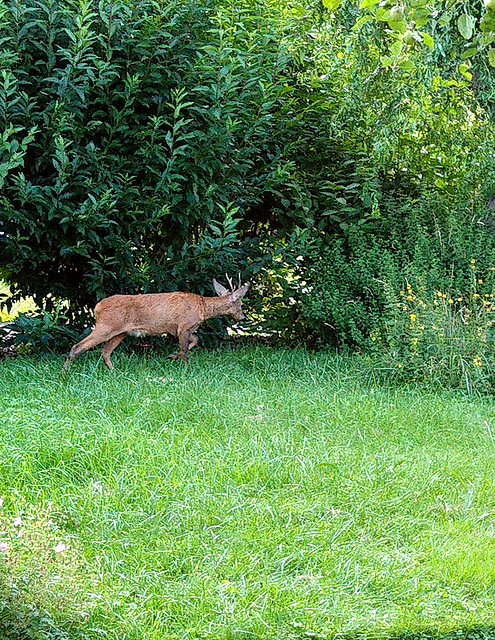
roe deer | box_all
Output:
[63,276,250,370]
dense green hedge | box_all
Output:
[1,0,495,358]
[0,0,309,317]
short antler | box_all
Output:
[225,273,234,292]
[224,272,243,292]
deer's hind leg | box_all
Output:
[64,326,121,371]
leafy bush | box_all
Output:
[372,266,495,393]
[300,234,399,348]
[298,204,495,391]
[0,0,305,321]
[1,308,80,353]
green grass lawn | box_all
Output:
[0,346,495,639]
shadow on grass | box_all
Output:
[1,591,494,640]
[0,584,91,640]
[327,628,495,640]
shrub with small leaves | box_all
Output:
[372,264,495,393]
[300,235,399,348]
[1,306,81,353]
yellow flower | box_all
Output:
[412,338,418,346]
[410,313,417,323]
[406,295,415,301]
[473,356,482,367]
[470,259,476,264]
[448,298,454,304]
[478,279,484,284]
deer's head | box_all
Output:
[212,274,250,321]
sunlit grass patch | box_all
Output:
[0,348,495,638]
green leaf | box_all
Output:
[438,12,452,26]
[388,18,407,34]
[352,14,374,30]
[480,11,495,32]
[458,63,473,80]
[488,49,495,67]
[375,8,390,21]
[460,47,478,59]
[480,33,495,46]
[380,56,394,66]
[400,59,416,71]
[322,0,342,10]
[421,32,434,48]
[411,8,431,28]
[390,40,403,56]
[457,14,475,40]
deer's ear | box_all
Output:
[213,279,229,296]
[230,284,250,301]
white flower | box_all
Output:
[0,542,8,551]
[13,517,22,527]
[54,541,68,554]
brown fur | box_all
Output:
[63,283,249,370]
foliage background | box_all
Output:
[1,0,495,385]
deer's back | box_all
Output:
[94,292,205,335]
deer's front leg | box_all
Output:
[168,329,192,365]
